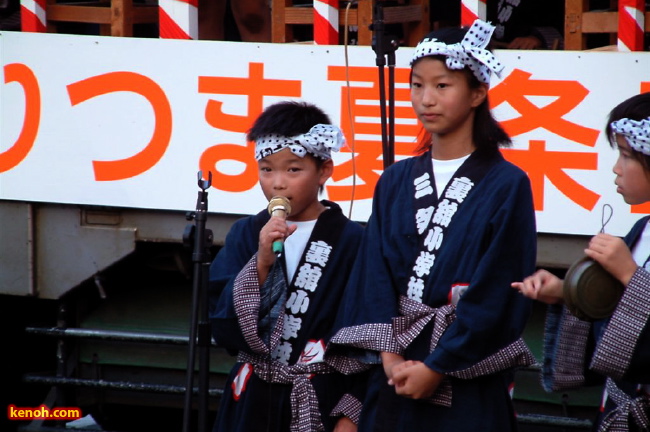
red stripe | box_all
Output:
[34,0,47,10]
[314,12,338,44]
[619,0,645,9]
[316,0,338,10]
[158,8,191,39]
[618,6,644,50]
[178,0,199,9]
[20,7,46,32]
[460,5,477,28]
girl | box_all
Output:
[209,101,366,432]
[329,20,537,431]
[513,92,650,431]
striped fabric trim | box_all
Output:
[542,305,592,391]
[598,378,650,431]
[450,338,536,379]
[330,393,362,425]
[592,268,650,380]
[324,352,373,375]
[238,351,335,432]
[396,296,535,406]
[330,296,535,407]
[232,255,284,355]
[329,323,403,354]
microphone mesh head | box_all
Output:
[267,196,291,216]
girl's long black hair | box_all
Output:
[412,27,511,156]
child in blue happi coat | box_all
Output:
[209,101,367,432]
[514,92,650,432]
[329,19,538,432]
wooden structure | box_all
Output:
[271,0,429,46]
[565,0,649,50]
[45,0,159,37]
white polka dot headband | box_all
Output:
[254,124,346,161]
[410,19,504,85]
[610,117,650,156]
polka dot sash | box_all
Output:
[410,19,504,85]
[611,117,650,156]
[254,124,346,161]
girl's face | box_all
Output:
[258,148,332,221]
[612,134,650,205]
[410,57,486,139]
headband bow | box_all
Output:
[410,19,504,84]
[255,124,345,161]
[610,117,650,156]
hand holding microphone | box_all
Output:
[267,196,292,255]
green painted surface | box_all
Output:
[78,277,602,407]
[79,282,235,374]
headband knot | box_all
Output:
[255,124,345,161]
[410,19,504,84]
[610,117,650,156]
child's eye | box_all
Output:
[618,148,632,158]
[437,83,448,89]
[411,82,422,89]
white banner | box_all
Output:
[1,31,649,236]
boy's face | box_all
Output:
[258,148,333,221]
[612,134,650,205]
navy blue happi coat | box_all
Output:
[330,151,538,432]
[543,215,650,432]
[209,200,366,432]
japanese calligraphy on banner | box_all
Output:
[1,31,649,236]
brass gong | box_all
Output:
[563,257,624,321]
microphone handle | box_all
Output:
[270,208,286,254]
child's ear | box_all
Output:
[319,159,334,185]
[471,83,488,108]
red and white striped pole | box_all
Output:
[20,0,47,32]
[314,0,339,44]
[159,0,199,39]
[618,0,645,51]
[460,0,486,27]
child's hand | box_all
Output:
[387,359,416,386]
[333,416,357,432]
[511,269,564,304]
[584,233,636,285]
[390,361,443,399]
[258,217,297,266]
[256,217,297,284]
[380,352,405,382]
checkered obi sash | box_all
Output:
[236,351,336,432]
[599,378,650,432]
[394,295,536,406]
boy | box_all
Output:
[208,101,365,432]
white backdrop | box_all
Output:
[1,31,649,236]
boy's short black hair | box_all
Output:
[247,101,332,142]
[606,92,650,169]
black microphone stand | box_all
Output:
[182,171,214,432]
[370,1,398,169]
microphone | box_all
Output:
[267,196,292,254]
